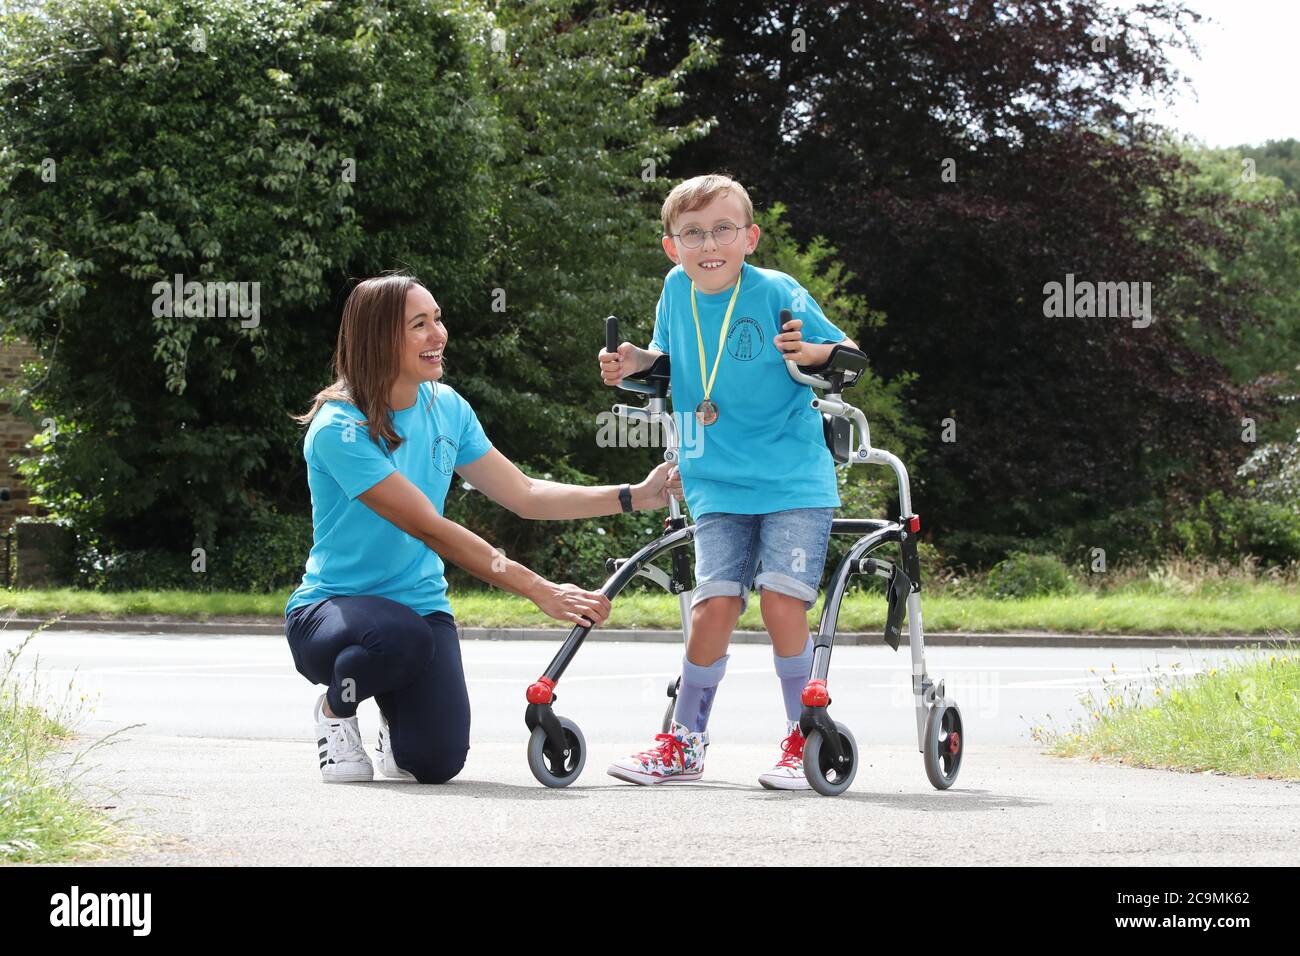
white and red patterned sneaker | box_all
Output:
[758,721,811,791]
[607,720,707,785]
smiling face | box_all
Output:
[661,190,761,293]
[398,284,447,387]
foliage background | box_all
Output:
[1,0,1296,592]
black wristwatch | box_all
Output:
[618,484,633,513]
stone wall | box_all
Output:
[0,339,45,530]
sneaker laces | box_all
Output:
[775,727,805,769]
[636,733,687,770]
[325,718,365,762]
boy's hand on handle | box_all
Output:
[531,581,611,628]
[634,461,682,510]
[774,316,813,364]
[598,342,641,387]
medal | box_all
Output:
[690,268,744,427]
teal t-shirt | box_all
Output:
[285,381,492,618]
[649,262,846,517]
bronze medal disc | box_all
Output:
[696,399,719,426]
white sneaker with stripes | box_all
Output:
[315,694,373,783]
[375,708,415,780]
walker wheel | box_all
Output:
[527,716,587,788]
[923,701,964,790]
[803,721,859,797]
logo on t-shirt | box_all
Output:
[432,435,458,475]
[726,317,763,361]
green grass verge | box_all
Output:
[551,588,1299,635]
[1035,650,1300,779]
[6,583,1297,634]
[0,588,290,618]
[1,628,122,863]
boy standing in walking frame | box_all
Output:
[598,174,859,789]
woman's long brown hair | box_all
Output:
[294,274,424,453]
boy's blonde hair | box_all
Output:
[661,174,754,235]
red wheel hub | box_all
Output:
[525,676,557,705]
[948,731,961,755]
[801,679,830,708]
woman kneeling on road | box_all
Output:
[286,274,680,784]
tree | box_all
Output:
[1234,139,1300,194]
[455,0,713,478]
[620,0,1262,560]
[1178,143,1300,444]
[0,0,727,580]
[0,0,495,554]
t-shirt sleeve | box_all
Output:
[454,394,493,468]
[311,411,397,500]
[649,289,670,354]
[779,276,846,344]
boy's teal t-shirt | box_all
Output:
[649,262,846,518]
[285,381,492,618]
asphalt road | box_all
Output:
[7,629,1297,866]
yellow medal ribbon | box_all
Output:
[690,267,744,418]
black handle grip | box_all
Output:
[779,308,793,328]
[605,315,619,355]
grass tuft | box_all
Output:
[1031,643,1300,780]
[0,623,126,863]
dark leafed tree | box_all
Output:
[622,0,1265,561]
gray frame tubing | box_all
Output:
[536,516,896,687]
[809,520,903,683]
[536,524,695,684]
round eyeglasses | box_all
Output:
[671,222,748,249]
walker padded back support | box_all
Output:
[823,414,853,465]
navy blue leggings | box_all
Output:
[285,595,469,784]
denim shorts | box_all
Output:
[691,508,835,613]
